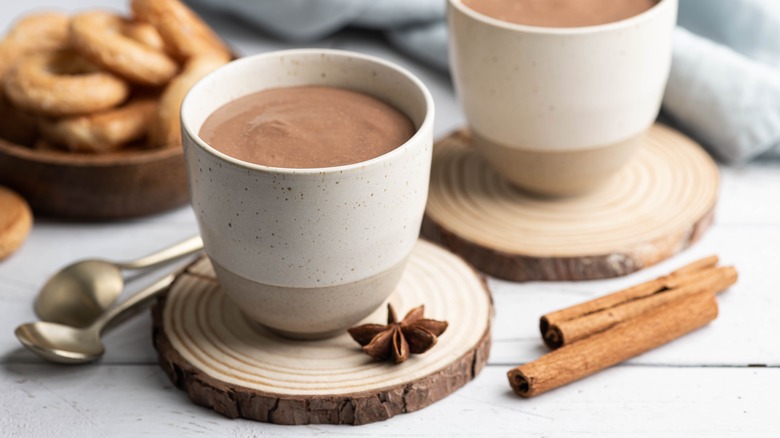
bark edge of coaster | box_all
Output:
[422,124,719,282]
[151,240,493,425]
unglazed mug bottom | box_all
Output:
[211,257,409,339]
[472,130,645,197]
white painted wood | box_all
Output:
[489,225,780,367]
[1,0,779,435]
[718,162,780,225]
[1,365,778,437]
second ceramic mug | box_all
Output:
[448,0,678,196]
[181,49,434,339]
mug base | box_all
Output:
[211,257,408,340]
[472,130,644,197]
[260,324,348,341]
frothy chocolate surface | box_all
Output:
[199,86,415,169]
[462,0,659,28]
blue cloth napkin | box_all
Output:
[189,0,780,163]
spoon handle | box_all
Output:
[95,273,176,333]
[115,235,203,270]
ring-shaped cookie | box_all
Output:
[70,11,178,86]
[0,186,32,261]
[150,53,229,148]
[0,12,69,80]
[3,50,130,117]
[39,96,157,153]
[131,0,230,61]
[122,20,166,53]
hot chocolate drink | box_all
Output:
[462,0,659,28]
[199,85,415,168]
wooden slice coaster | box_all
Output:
[152,240,492,425]
[423,124,719,282]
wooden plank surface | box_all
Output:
[1,365,777,437]
[4,214,778,368]
[1,0,779,436]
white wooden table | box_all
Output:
[2,2,778,436]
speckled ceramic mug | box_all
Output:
[181,49,434,339]
[448,0,678,196]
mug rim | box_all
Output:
[181,48,435,175]
[448,0,673,35]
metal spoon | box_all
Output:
[34,235,203,327]
[16,273,176,364]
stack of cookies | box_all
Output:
[0,0,231,154]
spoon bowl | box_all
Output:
[34,236,203,328]
[35,261,123,328]
[15,321,104,364]
[17,273,176,364]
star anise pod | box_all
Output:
[347,304,448,364]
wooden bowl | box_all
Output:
[0,139,189,220]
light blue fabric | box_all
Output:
[666,0,780,162]
[189,0,780,163]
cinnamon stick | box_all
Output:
[508,291,718,398]
[540,256,736,349]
